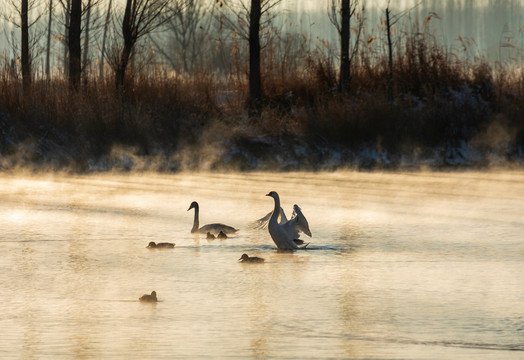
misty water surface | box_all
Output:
[0,171,523,359]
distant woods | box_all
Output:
[1,0,523,99]
[0,0,408,100]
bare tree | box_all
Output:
[248,0,261,108]
[68,0,81,89]
[384,0,418,100]
[114,0,173,90]
[329,0,364,93]
[82,0,91,85]
[21,0,30,90]
[57,0,101,89]
[5,0,44,92]
[160,0,212,73]
[45,0,54,79]
[99,0,112,80]
[218,0,282,112]
[62,0,70,76]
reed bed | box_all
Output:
[0,27,523,171]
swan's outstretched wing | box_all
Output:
[291,205,312,237]
[253,207,287,229]
[268,205,309,241]
[253,211,271,230]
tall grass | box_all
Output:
[0,21,523,171]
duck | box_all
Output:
[265,191,311,250]
[187,201,238,234]
[206,232,216,240]
[238,253,265,263]
[139,291,157,302]
[217,231,228,239]
[147,241,175,249]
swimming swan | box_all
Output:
[188,201,238,234]
[265,191,311,250]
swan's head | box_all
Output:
[265,191,279,199]
[239,254,249,261]
[147,242,156,248]
[187,201,198,211]
[150,291,157,299]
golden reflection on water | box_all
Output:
[0,171,523,359]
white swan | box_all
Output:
[255,197,311,237]
[187,201,238,234]
[265,191,311,250]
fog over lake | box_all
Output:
[1,171,523,358]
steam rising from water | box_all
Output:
[1,171,523,358]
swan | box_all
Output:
[187,201,238,234]
[265,191,311,250]
[217,231,228,239]
[139,291,157,302]
[147,241,175,249]
[206,232,216,240]
[254,203,311,238]
[238,254,265,263]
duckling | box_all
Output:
[147,241,175,249]
[238,254,265,263]
[206,232,216,240]
[217,231,228,240]
[139,291,158,302]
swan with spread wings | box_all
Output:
[263,191,311,250]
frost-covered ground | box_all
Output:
[1,129,522,172]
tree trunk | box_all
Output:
[116,0,135,90]
[115,45,132,90]
[248,0,262,112]
[339,0,351,93]
[386,7,393,100]
[339,0,350,93]
[82,0,91,86]
[21,0,31,92]
[100,0,112,80]
[63,0,70,76]
[69,0,81,90]
[45,0,53,79]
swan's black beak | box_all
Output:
[265,193,271,197]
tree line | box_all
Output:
[2,1,371,106]
[3,0,517,111]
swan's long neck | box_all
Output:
[191,205,200,233]
[270,195,281,223]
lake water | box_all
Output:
[1,171,523,359]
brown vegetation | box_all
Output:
[0,14,523,171]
